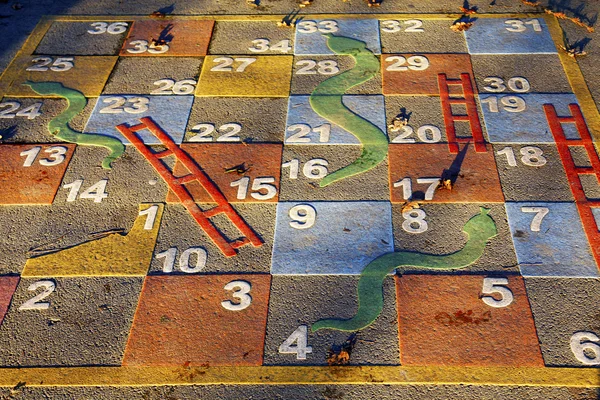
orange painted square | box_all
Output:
[388,144,503,203]
[396,274,543,366]
[120,20,214,56]
[123,274,271,366]
[382,54,475,95]
[166,143,282,203]
[0,276,19,326]
[0,144,75,204]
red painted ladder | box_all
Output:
[438,73,486,154]
[116,117,264,257]
[544,103,600,267]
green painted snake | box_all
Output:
[24,81,125,169]
[310,34,388,187]
[311,207,498,332]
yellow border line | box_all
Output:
[0,13,598,388]
[0,365,596,387]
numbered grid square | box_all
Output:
[388,144,504,203]
[271,201,393,274]
[396,274,544,366]
[263,275,400,365]
[0,144,75,205]
[480,93,581,143]
[465,18,557,54]
[83,95,194,145]
[285,95,386,145]
[505,202,598,277]
[102,57,202,95]
[6,56,118,98]
[184,97,287,143]
[122,274,270,366]
[492,144,573,202]
[35,21,131,55]
[208,21,294,55]
[382,53,475,95]
[165,143,282,203]
[392,203,518,273]
[0,277,142,366]
[294,19,381,55]
[525,277,600,367]
[120,19,214,56]
[196,55,293,97]
[379,19,468,54]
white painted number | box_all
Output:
[139,205,159,230]
[279,325,312,360]
[289,204,316,229]
[483,77,531,93]
[505,19,542,32]
[249,39,292,53]
[63,179,108,203]
[570,332,600,365]
[189,123,242,142]
[26,57,73,72]
[402,209,428,233]
[282,158,328,179]
[151,79,196,95]
[20,146,67,167]
[295,60,339,75]
[230,177,277,200]
[87,22,128,34]
[496,146,547,167]
[391,125,441,143]
[385,55,429,71]
[18,281,55,311]
[394,177,440,201]
[297,20,338,33]
[221,280,252,311]
[481,277,514,308]
[211,57,256,72]
[381,19,424,33]
[521,206,549,232]
[155,247,207,273]
[481,96,526,113]
[99,96,149,114]
[126,39,169,54]
[0,102,42,119]
[286,123,331,143]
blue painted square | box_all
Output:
[480,93,581,143]
[285,95,387,144]
[505,202,598,277]
[465,18,557,54]
[294,19,381,55]
[271,201,394,274]
[84,95,194,145]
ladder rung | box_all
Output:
[203,206,225,218]
[572,167,596,173]
[230,237,251,249]
[451,115,470,121]
[154,149,174,159]
[448,98,467,103]
[173,174,198,185]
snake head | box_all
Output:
[462,207,498,242]
[323,33,368,55]
[23,81,66,95]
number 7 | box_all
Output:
[521,206,549,232]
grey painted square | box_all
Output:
[35,21,130,55]
[380,19,468,54]
[209,21,294,55]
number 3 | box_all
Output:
[221,280,252,311]
[481,277,514,308]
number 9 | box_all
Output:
[289,204,316,230]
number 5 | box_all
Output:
[481,277,513,308]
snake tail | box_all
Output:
[23,81,125,169]
[309,34,389,187]
[311,207,498,332]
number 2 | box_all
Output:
[19,281,55,311]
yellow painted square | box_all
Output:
[197,55,292,97]
[6,55,118,98]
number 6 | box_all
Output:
[570,332,600,365]
[481,277,513,308]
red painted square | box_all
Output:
[382,54,475,95]
[388,144,504,203]
[0,144,75,204]
[120,19,214,56]
[396,274,543,366]
[0,276,19,326]
[123,274,271,366]
[166,143,282,203]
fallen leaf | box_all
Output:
[451,21,473,32]
[401,201,420,213]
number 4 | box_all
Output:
[279,325,312,360]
